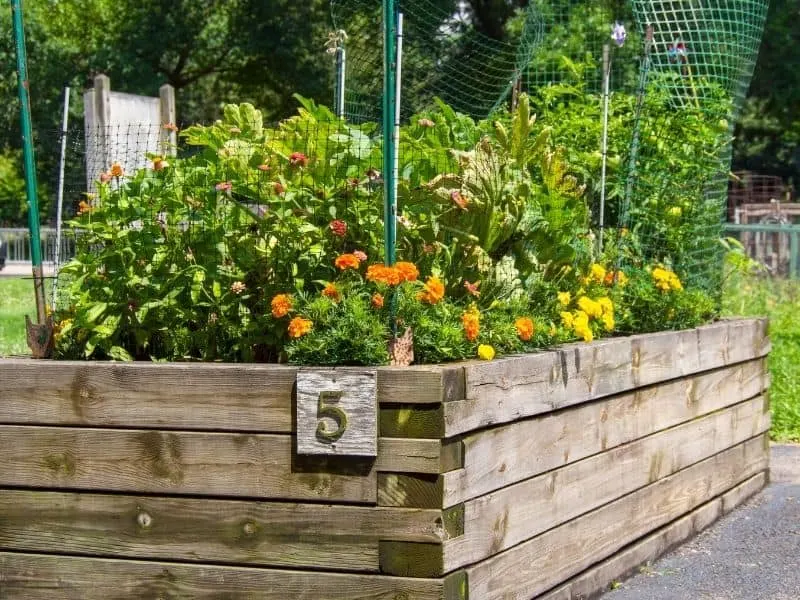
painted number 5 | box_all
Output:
[316,390,348,443]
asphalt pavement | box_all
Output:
[602,444,800,600]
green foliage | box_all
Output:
[0,151,27,226]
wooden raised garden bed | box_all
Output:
[0,318,770,599]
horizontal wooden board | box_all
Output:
[377,438,463,475]
[0,426,376,503]
[0,360,298,432]
[447,319,768,436]
[0,360,463,434]
[440,396,769,572]
[443,359,767,505]
[465,435,769,599]
[0,552,467,600]
[0,490,454,572]
[538,471,767,600]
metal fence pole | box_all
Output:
[10,0,47,323]
[52,86,71,308]
[598,44,611,253]
[335,47,346,119]
[382,0,397,266]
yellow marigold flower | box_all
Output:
[288,316,313,338]
[461,306,480,342]
[515,317,535,342]
[560,311,574,329]
[395,261,419,282]
[577,296,603,319]
[366,264,401,286]
[557,291,571,307]
[322,282,340,301]
[371,293,384,309]
[590,263,606,284]
[572,310,593,342]
[548,325,557,337]
[597,297,614,316]
[417,276,445,304]
[602,312,615,332]
[270,294,293,318]
[335,253,361,270]
[652,267,682,292]
[477,344,496,361]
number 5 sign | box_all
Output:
[296,369,378,457]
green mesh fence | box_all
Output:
[329,0,768,298]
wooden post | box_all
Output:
[159,84,176,156]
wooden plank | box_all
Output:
[538,471,767,600]
[439,396,769,572]
[0,360,297,433]
[0,426,376,503]
[0,552,467,600]
[0,490,454,572]
[465,435,769,600]
[721,470,768,514]
[376,439,463,475]
[378,365,464,404]
[381,404,445,438]
[443,359,767,504]
[449,320,768,437]
[296,369,378,457]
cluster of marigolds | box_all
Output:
[253,247,683,360]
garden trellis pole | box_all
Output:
[598,44,610,253]
[52,86,71,309]
[335,46,346,118]
[10,0,47,324]
[382,0,397,266]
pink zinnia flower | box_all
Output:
[353,250,367,262]
[289,152,309,167]
[215,181,232,193]
[329,219,347,237]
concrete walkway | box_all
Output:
[602,444,800,600]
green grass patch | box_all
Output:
[723,276,800,442]
[0,277,39,356]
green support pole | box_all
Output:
[382,0,397,266]
[790,230,798,280]
[10,0,47,324]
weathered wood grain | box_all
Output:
[378,365,464,404]
[443,359,767,505]
[447,320,768,436]
[465,435,769,600]
[0,552,468,600]
[376,438,463,475]
[440,396,769,572]
[297,369,378,457]
[0,490,455,572]
[0,426,376,503]
[538,471,767,600]
[0,360,298,432]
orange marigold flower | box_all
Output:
[371,293,385,309]
[515,317,535,341]
[462,306,480,342]
[270,294,293,318]
[273,181,285,195]
[366,264,401,286]
[109,162,124,178]
[322,282,340,301]
[288,316,313,338]
[152,157,169,171]
[417,275,445,304]
[77,200,92,215]
[335,253,361,270]
[395,261,419,282]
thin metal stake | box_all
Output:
[52,86,71,309]
[335,47,346,119]
[599,44,611,253]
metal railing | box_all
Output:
[0,227,77,264]
[724,223,800,279]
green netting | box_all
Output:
[330,0,544,122]
[328,0,768,297]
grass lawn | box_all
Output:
[0,277,41,357]
[723,276,800,443]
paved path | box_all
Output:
[602,444,800,600]
[0,263,55,278]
